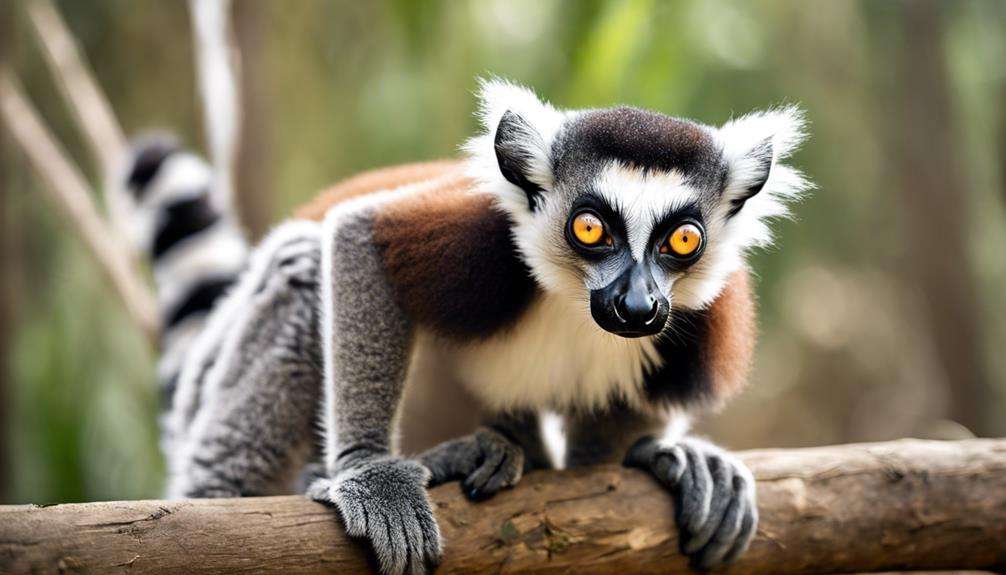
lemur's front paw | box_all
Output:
[461,428,524,501]
[626,437,757,570]
[307,458,441,575]
[417,427,524,501]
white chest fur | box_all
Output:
[443,292,664,412]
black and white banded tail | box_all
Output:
[119,135,248,406]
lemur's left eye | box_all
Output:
[661,223,703,258]
[571,212,611,246]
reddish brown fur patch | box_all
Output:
[372,183,536,340]
[703,269,756,400]
[292,158,534,340]
[295,160,463,221]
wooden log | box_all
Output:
[1,439,1004,574]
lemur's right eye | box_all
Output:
[571,212,611,246]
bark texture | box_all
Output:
[1,439,1004,574]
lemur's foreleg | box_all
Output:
[166,222,323,498]
[418,410,550,501]
[305,206,439,575]
[565,403,757,570]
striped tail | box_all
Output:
[119,135,248,407]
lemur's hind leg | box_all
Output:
[166,222,323,498]
[305,205,440,575]
[418,410,551,501]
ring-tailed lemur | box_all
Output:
[122,80,809,574]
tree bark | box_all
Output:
[1,439,1004,574]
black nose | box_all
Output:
[614,293,661,326]
[590,263,669,338]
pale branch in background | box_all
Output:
[25,0,132,239]
[2,439,1004,574]
[189,0,241,212]
[0,73,159,344]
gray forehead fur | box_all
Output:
[550,107,727,196]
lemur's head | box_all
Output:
[465,79,810,338]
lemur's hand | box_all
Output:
[417,427,524,501]
[307,458,441,575]
[625,436,757,570]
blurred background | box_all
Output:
[0,0,1004,504]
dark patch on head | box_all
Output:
[553,107,726,192]
[495,110,547,210]
[374,190,538,340]
[128,136,180,198]
[727,138,773,218]
[163,275,235,329]
[153,194,220,259]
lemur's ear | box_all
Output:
[717,106,808,219]
[465,78,564,212]
[724,137,773,217]
[495,110,547,209]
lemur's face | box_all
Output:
[466,80,809,338]
[557,167,708,337]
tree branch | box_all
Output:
[189,0,241,210]
[1,439,1003,574]
[0,73,159,343]
[25,0,131,236]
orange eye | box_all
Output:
[572,212,608,246]
[662,223,703,257]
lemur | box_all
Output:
[120,80,808,574]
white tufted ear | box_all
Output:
[464,78,567,211]
[715,105,811,247]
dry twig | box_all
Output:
[25,0,131,235]
[0,73,158,343]
[189,0,241,209]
